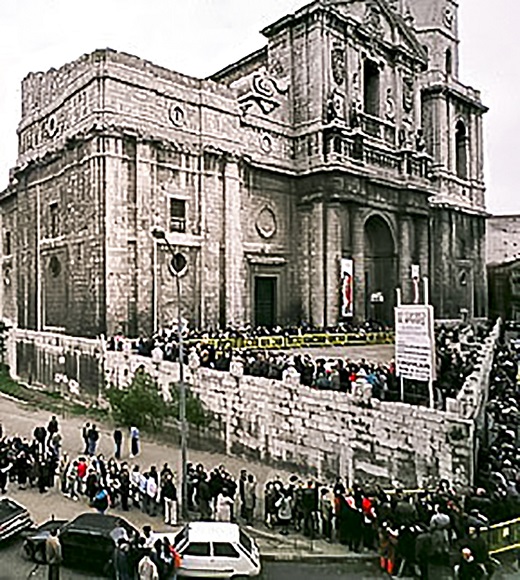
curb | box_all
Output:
[0,391,29,405]
[261,552,378,563]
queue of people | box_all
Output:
[261,474,504,579]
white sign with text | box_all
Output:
[395,305,436,382]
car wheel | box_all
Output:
[103,559,115,579]
[34,543,46,564]
[20,541,34,561]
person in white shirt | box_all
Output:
[137,549,159,580]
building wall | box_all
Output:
[0,1,488,334]
[487,216,520,265]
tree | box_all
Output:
[106,369,170,431]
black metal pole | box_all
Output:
[176,272,188,520]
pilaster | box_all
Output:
[416,216,430,298]
[223,158,244,325]
[309,202,325,327]
[352,208,365,323]
[325,203,343,325]
[399,217,412,303]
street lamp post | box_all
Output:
[151,227,189,520]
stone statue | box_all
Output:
[385,87,396,122]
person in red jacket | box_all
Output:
[76,457,87,495]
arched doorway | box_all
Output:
[364,215,397,324]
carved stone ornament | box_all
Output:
[385,87,396,122]
[398,117,415,149]
[46,115,58,138]
[3,267,11,287]
[169,104,185,127]
[402,75,414,113]
[364,1,383,35]
[238,70,289,116]
[256,207,277,239]
[331,43,345,85]
[326,89,345,123]
[443,6,454,29]
[260,134,273,153]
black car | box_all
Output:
[22,512,138,576]
[0,497,33,542]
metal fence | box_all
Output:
[13,329,102,399]
[481,516,520,554]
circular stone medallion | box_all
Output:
[256,207,277,239]
[169,105,185,127]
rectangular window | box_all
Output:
[213,543,239,558]
[363,60,380,117]
[4,232,11,256]
[183,542,210,557]
[169,198,186,233]
[49,202,60,238]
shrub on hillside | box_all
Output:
[106,369,170,431]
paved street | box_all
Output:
[0,536,385,579]
[0,393,296,528]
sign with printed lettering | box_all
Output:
[395,305,436,382]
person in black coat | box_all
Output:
[120,466,131,512]
[113,429,123,460]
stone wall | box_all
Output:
[7,325,497,489]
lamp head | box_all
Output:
[151,227,167,240]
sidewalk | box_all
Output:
[245,524,377,562]
[0,392,362,562]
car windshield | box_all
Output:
[239,530,253,556]
[173,526,189,548]
[0,499,24,522]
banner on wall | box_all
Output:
[340,258,354,318]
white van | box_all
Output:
[160,522,261,578]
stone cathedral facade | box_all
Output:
[0,0,487,337]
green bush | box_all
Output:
[106,369,171,431]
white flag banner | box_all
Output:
[340,258,354,318]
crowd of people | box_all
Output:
[261,474,507,578]
[471,334,520,525]
[1,349,519,580]
[105,320,491,410]
[3,317,517,579]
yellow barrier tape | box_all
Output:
[184,332,394,351]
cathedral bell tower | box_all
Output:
[407,0,489,318]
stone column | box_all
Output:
[325,203,343,325]
[297,206,312,323]
[351,207,365,323]
[416,216,430,297]
[308,201,325,327]
[223,157,244,325]
[399,217,412,303]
